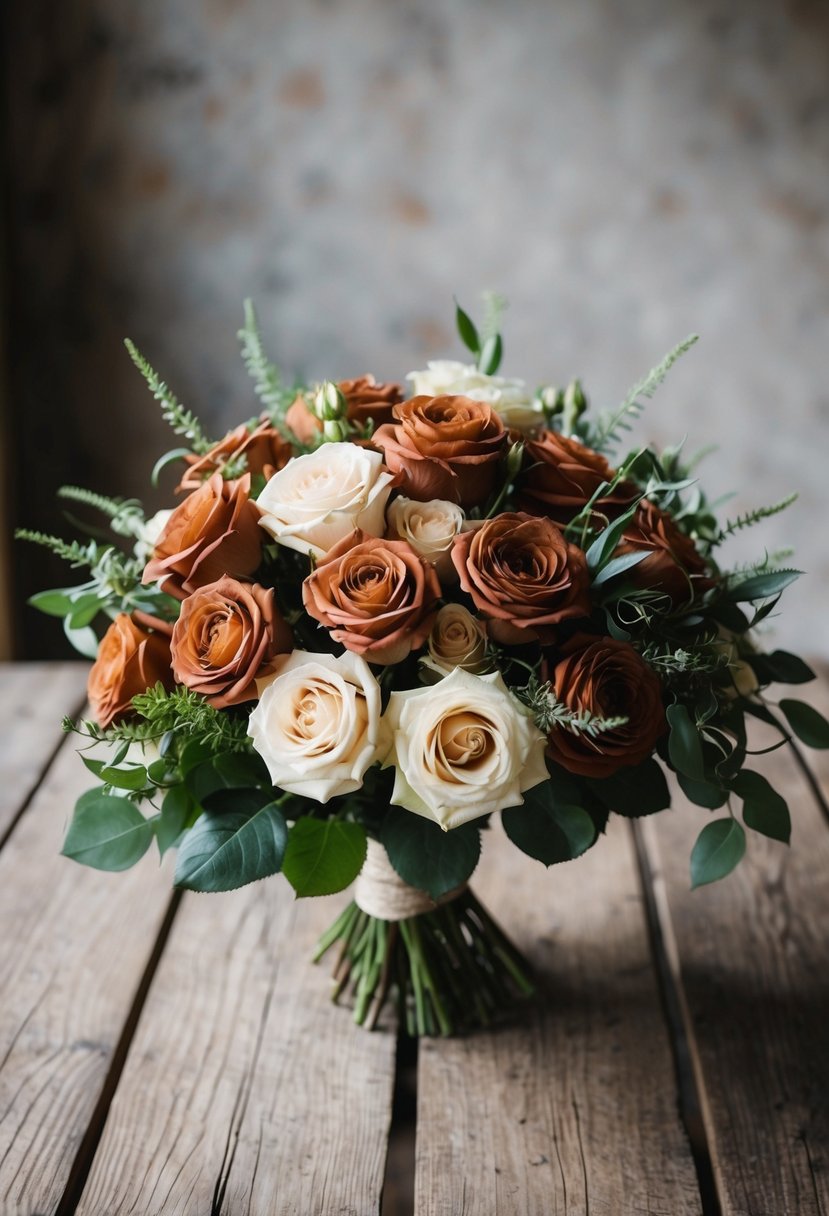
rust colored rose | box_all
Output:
[371,395,507,509]
[618,500,713,605]
[177,418,293,492]
[302,529,441,665]
[516,429,637,524]
[171,576,292,708]
[88,613,174,728]
[142,473,263,600]
[285,376,403,444]
[451,512,591,644]
[544,635,665,777]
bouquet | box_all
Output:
[19,298,829,1037]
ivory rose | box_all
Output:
[618,500,713,605]
[425,605,489,676]
[256,443,395,558]
[248,650,386,802]
[285,376,403,444]
[88,613,174,728]
[133,509,173,563]
[407,361,543,433]
[385,494,465,581]
[516,430,637,524]
[177,417,293,492]
[171,577,292,708]
[382,667,549,829]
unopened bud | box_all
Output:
[506,440,525,480]
[322,418,350,442]
[561,378,588,435]
[313,380,347,422]
[538,385,564,420]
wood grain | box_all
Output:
[0,661,87,840]
[76,884,397,1216]
[415,816,702,1216]
[643,684,829,1215]
[0,724,174,1215]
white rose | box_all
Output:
[248,650,387,803]
[422,604,490,680]
[256,443,395,558]
[133,509,174,563]
[406,360,544,433]
[382,667,549,830]
[385,495,465,581]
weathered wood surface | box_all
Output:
[415,815,702,1216]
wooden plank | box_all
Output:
[0,726,174,1215]
[643,686,829,1215]
[0,661,88,840]
[415,816,702,1215]
[76,884,397,1216]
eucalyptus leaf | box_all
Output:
[779,699,829,749]
[62,793,154,871]
[667,703,705,781]
[174,801,288,892]
[381,808,480,899]
[690,819,746,888]
[677,772,728,810]
[584,499,642,573]
[100,764,149,792]
[747,651,815,686]
[28,588,76,617]
[731,770,790,844]
[588,758,671,816]
[157,785,194,856]
[502,781,595,865]
[282,818,367,898]
[591,549,649,587]
[63,617,99,660]
[725,569,801,603]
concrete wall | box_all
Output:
[6,0,829,656]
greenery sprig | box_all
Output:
[125,339,212,454]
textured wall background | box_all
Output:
[5,0,829,656]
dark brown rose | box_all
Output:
[302,529,441,665]
[177,418,293,492]
[285,376,403,444]
[371,395,507,509]
[544,635,665,777]
[451,512,591,644]
[617,500,713,605]
[88,613,174,728]
[171,576,292,708]
[516,429,637,524]
[142,473,263,600]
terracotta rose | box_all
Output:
[371,395,507,509]
[88,613,174,728]
[285,376,403,444]
[142,473,263,600]
[516,430,637,524]
[177,418,293,492]
[451,512,591,644]
[302,529,441,665]
[171,576,292,708]
[618,500,713,605]
[544,635,666,777]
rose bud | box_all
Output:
[451,511,591,645]
[176,418,293,493]
[424,604,490,678]
[515,429,638,525]
[302,529,441,666]
[544,635,666,777]
[385,494,465,582]
[285,375,403,444]
[88,613,174,728]
[371,395,507,510]
[142,473,263,600]
[617,500,714,606]
[170,577,292,708]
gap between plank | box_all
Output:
[787,739,829,829]
[53,889,185,1216]
[380,1032,418,1216]
[629,821,723,1216]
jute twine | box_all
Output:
[354,838,469,922]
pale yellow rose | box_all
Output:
[422,604,489,679]
[385,495,465,581]
[406,360,544,433]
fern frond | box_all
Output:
[124,339,211,454]
[58,486,145,538]
[238,299,285,414]
[594,335,699,453]
[15,529,100,569]
[713,493,797,545]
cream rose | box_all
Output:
[423,604,489,678]
[406,360,544,433]
[133,509,174,563]
[248,649,386,802]
[385,495,465,581]
[256,443,395,558]
[382,667,548,829]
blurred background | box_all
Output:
[3,0,828,659]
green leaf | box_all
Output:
[185,752,269,806]
[156,785,194,855]
[282,818,367,898]
[502,780,596,865]
[779,699,829,749]
[747,651,816,686]
[479,332,502,375]
[731,770,790,844]
[381,808,480,900]
[690,819,746,888]
[151,446,191,487]
[725,569,802,603]
[455,301,480,355]
[28,588,76,617]
[591,549,649,587]
[62,793,154,871]
[584,499,642,573]
[63,617,99,660]
[100,764,148,792]
[677,772,728,810]
[667,703,705,781]
[587,758,671,817]
[174,801,288,892]
[68,593,103,629]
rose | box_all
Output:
[88,613,174,728]
[285,376,403,444]
[617,500,714,605]
[516,430,637,524]
[385,494,465,581]
[451,511,591,644]
[424,604,489,676]
[177,418,293,492]
[142,473,263,600]
[543,635,665,777]
[302,529,441,665]
[407,361,543,433]
[381,667,549,829]
[256,443,395,558]
[248,650,386,802]
[133,509,173,563]
[371,395,507,509]
[170,577,292,708]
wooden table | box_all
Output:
[0,661,827,1215]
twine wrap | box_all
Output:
[354,838,469,922]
